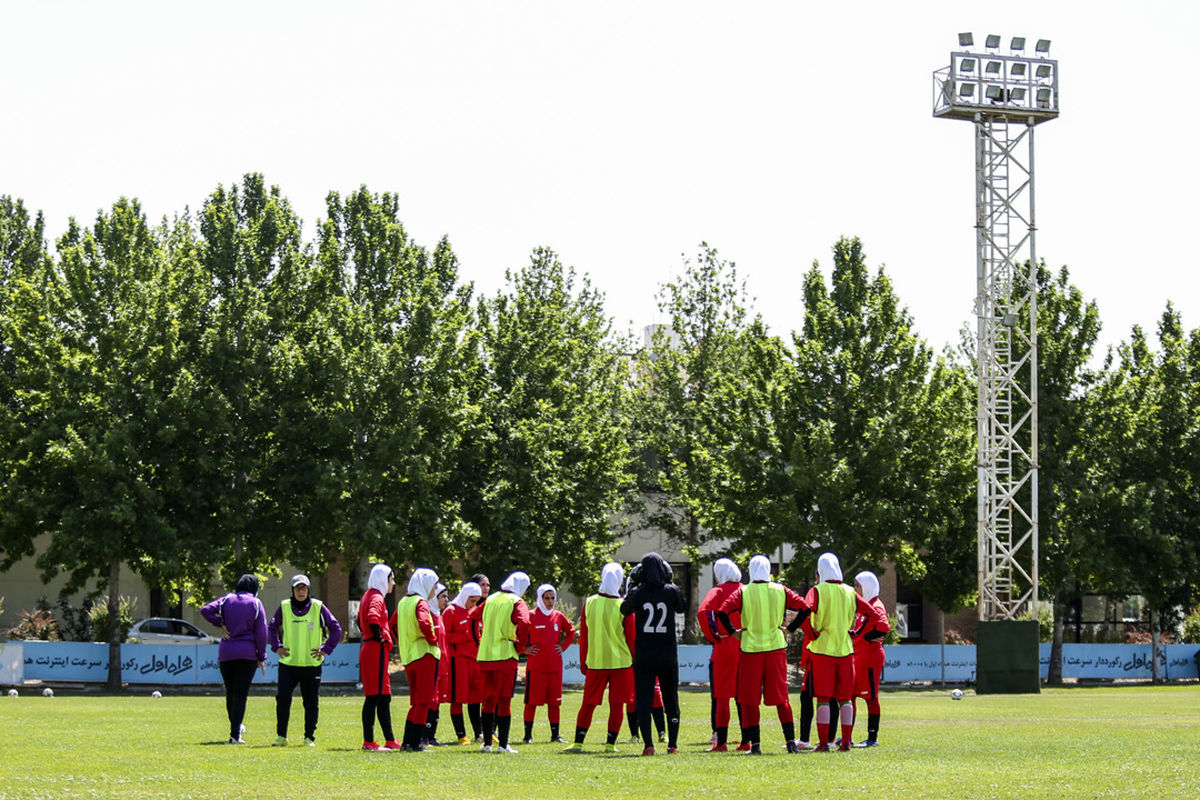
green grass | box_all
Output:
[2,686,1198,799]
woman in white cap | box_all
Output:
[799,553,888,751]
[697,557,745,751]
[267,573,343,746]
[396,568,441,751]
[470,570,532,753]
[562,562,636,754]
[715,555,808,755]
[356,563,399,750]
[522,583,576,744]
[443,581,483,743]
[851,570,889,747]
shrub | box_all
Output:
[882,613,902,645]
[1180,607,1200,644]
[944,628,972,645]
[88,595,138,643]
[56,596,96,642]
[7,609,61,641]
[1018,605,1054,643]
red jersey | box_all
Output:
[526,608,577,673]
[852,596,889,660]
[356,588,393,649]
[443,603,480,659]
[801,582,887,644]
[698,582,743,659]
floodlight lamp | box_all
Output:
[959,32,974,47]
[1011,37,1026,52]
[1009,87,1027,102]
[985,85,1003,101]
[985,34,1001,49]
[1036,87,1052,107]
[959,82,977,98]
[1035,39,1051,55]
[985,61,1002,75]
[960,58,976,73]
[1036,64,1052,79]
[1011,62,1028,77]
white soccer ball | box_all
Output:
[42,687,54,698]
[151,691,163,699]
[356,682,363,690]
[951,688,964,700]
[7,689,17,698]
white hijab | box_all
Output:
[748,555,772,583]
[855,571,880,601]
[451,581,482,608]
[430,582,448,616]
[535,583,556,616]
[713,558,742,585]
[817,552,843,582]
[367,563,393,594]
[407,568,440,601]
[599,562,624,596]
[500,571,531,597]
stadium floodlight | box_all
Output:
[931,35,1062,693]
[1036,39,1051,56]
[960,58,976,73]
[959,32,974,47]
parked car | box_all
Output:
[126,617,219,645]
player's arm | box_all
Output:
[512,599,531,654]
[623,611,638,652]
[859,596,890,640]
[267,605,285,653]
[559,612,577,650]
[715,586,743,637]
[800,587,820,640]
[319,603,343,653]
[416,599,437,644]
[785,588,812,632]
[578,607,589,673]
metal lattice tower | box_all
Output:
[933,34,1059,621]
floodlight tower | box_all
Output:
[933,33,1058,688]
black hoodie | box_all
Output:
[620,553,686,657]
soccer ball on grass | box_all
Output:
[42,687,54,698]
[6,689,17,698]
[950,688,964,700]
[151,690,163,699]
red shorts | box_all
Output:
[480,659,519,703]
[524,669,563,707]
[447,656,481,704]
[581,667,632,708]
[359,641,392,697]
[809,652,855,700]
[736,649,789,707]
[710,647,739,700]
[404,653,439,705]
[854,650,884,700]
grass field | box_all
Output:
[2,685,1198,799]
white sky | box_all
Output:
[2,1,1197,356]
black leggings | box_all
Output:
[277,663,322,740]
[634,655,680,749]
[362,694,394,743]
[220,659,258,740]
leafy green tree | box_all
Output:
[0,197,216,687]
[1013,264,1102,683]
[773,237,975,593]
[463,248,633,592]
[315,187,479,576]
[1073,308,1200,679]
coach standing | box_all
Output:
[201,574,268,744]
[267,574,343,747]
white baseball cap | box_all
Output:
[291,574,310,588]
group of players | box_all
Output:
[355,549,889,755]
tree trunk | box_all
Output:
[105,557,122,691]
[1047,591,1064,685]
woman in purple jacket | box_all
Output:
[201,574,268,743]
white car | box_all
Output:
[126,618,219,645]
